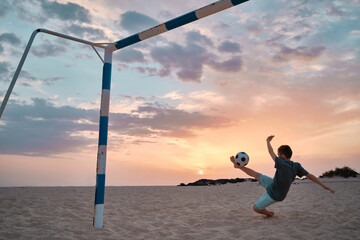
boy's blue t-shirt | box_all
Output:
[266,157,309,201]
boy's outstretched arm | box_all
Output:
[230,156,259,180]
[306,173,335,194]
[266,135,277,161]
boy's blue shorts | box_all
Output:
[254,174,278,210]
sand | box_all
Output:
[0,179,359,240]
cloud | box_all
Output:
[0,67,63,86]
[0,33,22,53]
[11,1,47,23]
[0,98,98,156]
[186,31,213,46]
[115,48,145,63]
[213,21,230,32]
[0,61,11,81]
[18,70,64,86]
[0,0,11,18]
[246,23,263,35]
[161,91,184,100]
[32,40,67,58]
[132,140,156,145]
[135,66,158,75]
[0,33,21,45]
[292,2,317,18]
[112,29,243,82]
[11,0,91,24]
[39,0,91,23]
[326,2,345,16]
[111,102,232,138]
[208,56,242,72]
[273,44,326,62]
[117,11,159,33]
[143,31,242,82]
[218,40,241,53]
[349,30,360,38]
[150,41,242,82]
[150,42,207,82]
[175,90,226,112]
[0,98,233,155]
[66,24,106,41]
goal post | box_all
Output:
[0,0,251,229]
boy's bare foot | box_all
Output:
[253,206,275,218]
[265,211,274,218]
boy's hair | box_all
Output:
[278,145,292,159]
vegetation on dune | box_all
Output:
[320,166,358,178]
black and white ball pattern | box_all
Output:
[235,152,249,166]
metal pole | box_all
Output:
[0,28,107,119]
[37,28,107,49]
[0,30,39,118]
[109,0,249,52]
[93,49,112,228]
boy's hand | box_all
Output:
[324,186,336,194]
[267,135,275,142]
[230,156,240,168]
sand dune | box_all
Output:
[0,179,359,239]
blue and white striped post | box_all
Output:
[109,0,249,52]
[93,49,112,228]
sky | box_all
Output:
[0,0,359,186]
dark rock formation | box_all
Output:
[178,178,257,186]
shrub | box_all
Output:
[320,166,358,178]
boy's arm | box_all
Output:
[306,173,335,194]
[266,135,276,161]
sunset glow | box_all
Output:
[0,0,359,186]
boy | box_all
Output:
[230,135,335,217]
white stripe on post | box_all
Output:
[138,24,168,41]
[100,90,110,117]
[195,0,233,19]
[94,204,104,228]
[97,145,107,175]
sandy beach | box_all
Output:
[0,179,359,240]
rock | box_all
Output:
[179,178,257,186]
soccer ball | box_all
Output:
[235,152,249,166]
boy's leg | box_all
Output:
[253,174,277,218]
[253,191,277,218]
[238,166,259,180]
